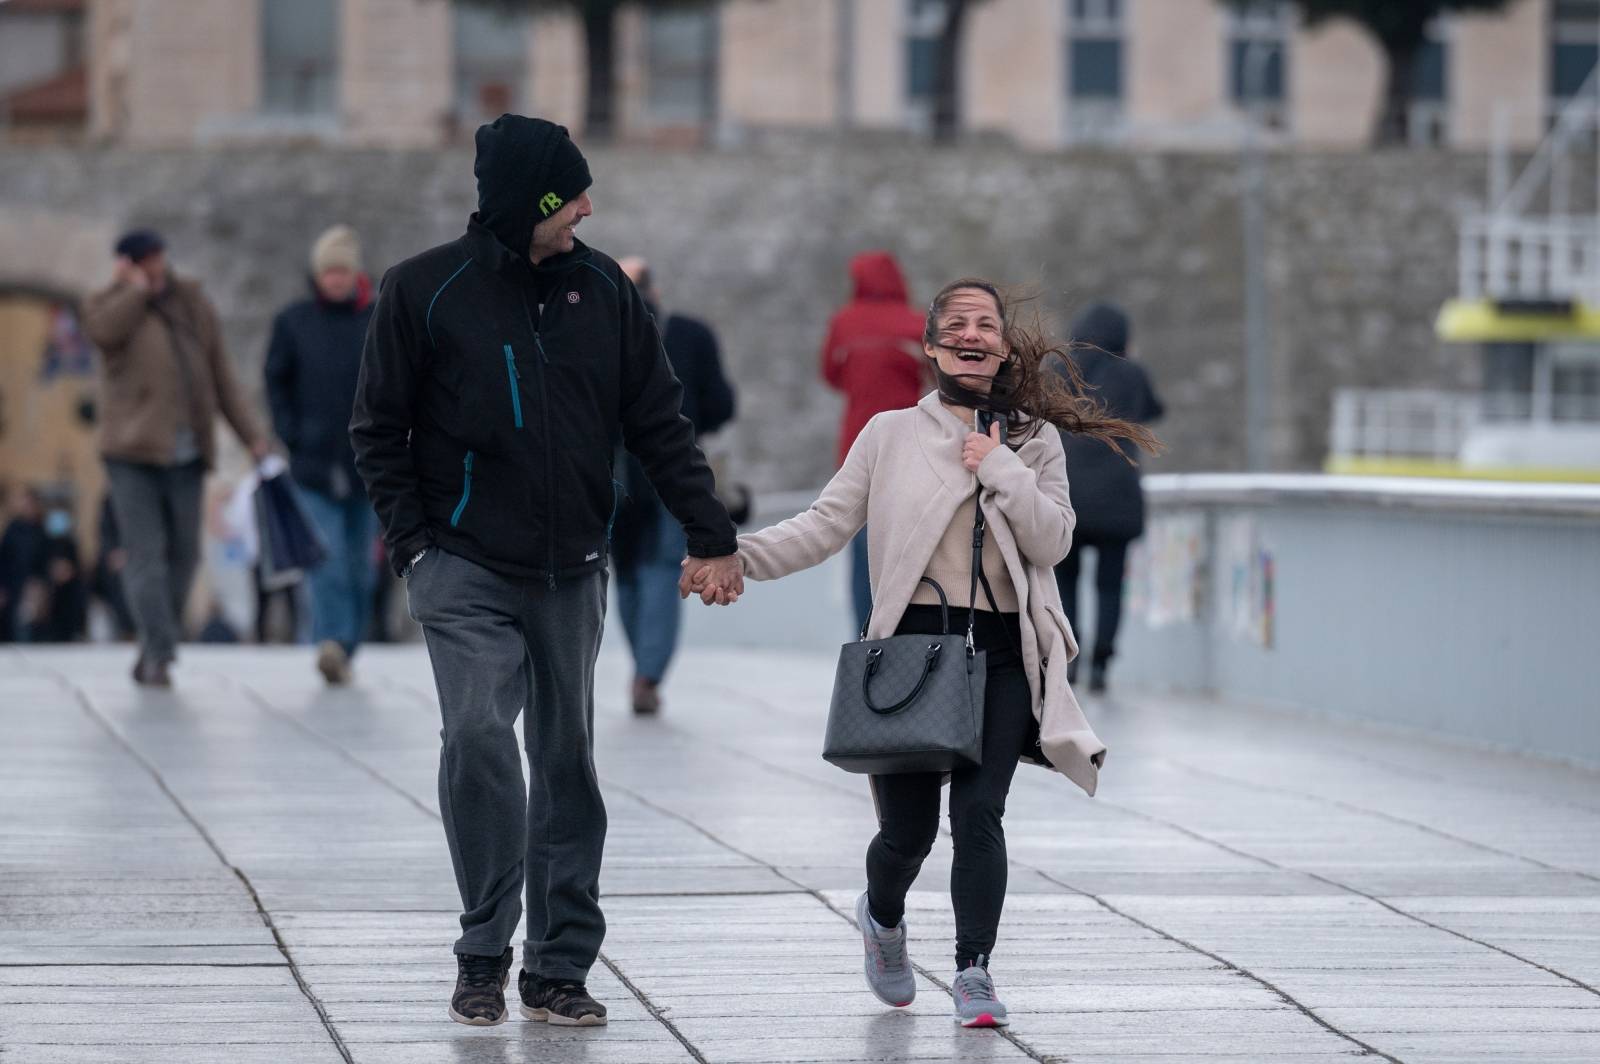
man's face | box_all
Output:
[528,191,593,262]
[316,266,358,303]
[137,251,168,292]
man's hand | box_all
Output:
[679,553,744,605]
[113,255,149,291]
[963,421,1003,473]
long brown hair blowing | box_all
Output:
[924,278,1163,461]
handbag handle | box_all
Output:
[859,576,951,640]
[862,642,943,715]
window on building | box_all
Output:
[1227,0,1290,130]
[1065,0,1124,143]
[261,0,340,115]
[1409,18,1449,146]
[646,7,718,130]
[0,0,89,141]
[905,0,946,130]
[454,4,529,133]
[1552,0,1600,122]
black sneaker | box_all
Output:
[449,948,513,1026]
[519,971,608,1026]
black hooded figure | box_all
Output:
[1051,302,1164,693]
[350,115,737,1027]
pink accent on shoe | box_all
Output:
[964,1012,997,1028]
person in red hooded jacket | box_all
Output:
[820,251,927,632]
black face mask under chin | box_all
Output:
[932,359,1018,415]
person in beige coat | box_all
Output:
[686,278,1158,1028]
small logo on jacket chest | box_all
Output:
[567,291,581,304]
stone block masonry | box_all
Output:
[0,141,1485,491]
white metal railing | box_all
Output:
[1331,389,1483,461]
[1459,215,1600,304]
[1459,50,1600,305]
[1331,387,1600,463]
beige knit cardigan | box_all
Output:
[738,392,1107,796]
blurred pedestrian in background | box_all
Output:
[91,495,137,641]
[611,256,736,715]
[264,224,378,685]
[82,228,269,687]
[1053,302,1164,694]
[0,485,47,642]
[31,501,88,643]
[820,251,927,632]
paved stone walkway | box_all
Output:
[3,643,1599,1063]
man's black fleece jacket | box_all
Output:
[349,219,736,582]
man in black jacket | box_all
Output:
[350,115,741,1029]
[265,224,377,685]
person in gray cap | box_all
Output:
[82,229,269,687]
[351,115,743,1028]
[1053,301,1164,693]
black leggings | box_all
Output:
[865,605,1034,969]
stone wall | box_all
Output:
[0,141,1486,492]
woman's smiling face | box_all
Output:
[926,286,1007,392]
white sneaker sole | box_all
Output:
[956,1011,1010,1028]
[520,1003,608,1026]
[447,966,509,1025]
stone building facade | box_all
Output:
[62,0,1580,152]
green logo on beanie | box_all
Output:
[539,192,565,217]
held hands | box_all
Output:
[679,552,744,606]
[963,421,1003,473]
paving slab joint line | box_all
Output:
[1029,868,1403,1064]
[596,952,710,1064]
[1160,757,1600,887]
[1095,795,1600,1000]
[659,683,1600,1007]
[37,661,357,1064]
[603,778,1054,1064]
[232,675,713,1062]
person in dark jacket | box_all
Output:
[612,256,736,715]
[30,504,88,643]
[819,251,926,632]
[264,224,378,685]
[0,485,47,642]
[349,115,742,1029]
[1054,302,1164,694]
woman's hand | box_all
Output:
[679,553,744,605]
[962,421,1003,473]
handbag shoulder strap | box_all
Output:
[969,495,1022,657]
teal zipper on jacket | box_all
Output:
[450,451,474,527]
[503,344,523,428]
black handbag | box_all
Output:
[822,501,996,775]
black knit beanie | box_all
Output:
[474,115,593,255]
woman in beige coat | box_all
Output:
[687,279,1158,1028]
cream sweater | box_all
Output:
[738,392,1107,796]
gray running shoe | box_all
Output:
[951,956,1009,1027]
[854,891,916,1007]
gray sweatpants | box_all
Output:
[104,459,204,666]
[406,548,608,982]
